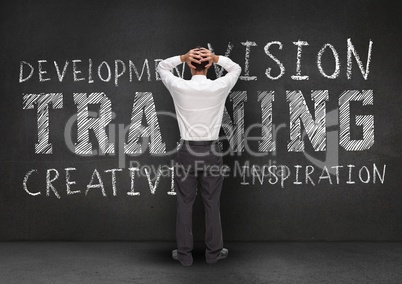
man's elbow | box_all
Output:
[157,61,164,73]
[235,64,242,77]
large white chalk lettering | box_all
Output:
[18,39,373,84]
[208,42,234,78]
[22,162,387,198]
[347,38,373,80]
[86,169,106,196]
[23,169,40,196]
[317,43,341,79]
[264,41,285,80]
[291,40,309,80]
[339,90,374,151]
[129,59,151,82]
[124,92,166,154]
[22,93,63,154]
[46,168,61,199]
[221,91,247,152]
[238,163,386,188]
[240,41,257,81]
[22,89,376,154]
[54,60,69,82]
[72,60,85,81]
[19,61,34,83]
[73,92,114,155]
[258,91,275,152]
[287,90,329,151]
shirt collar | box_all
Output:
[191,75,207,81]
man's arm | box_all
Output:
[158,49,203,90]
[214,56,242,90]
[199,48,241,90]
[157,55,182,90]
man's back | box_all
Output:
[158,54,241,140]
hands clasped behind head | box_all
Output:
[185,47,213,70]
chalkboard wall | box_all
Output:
[0,0,401,241]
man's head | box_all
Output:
[192,59,209,71]
[191,46,210,76]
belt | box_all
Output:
[182,140,216,146]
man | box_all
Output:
[158,47,241,266]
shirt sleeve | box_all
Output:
[157,55,183,91]
[215,56,242,90]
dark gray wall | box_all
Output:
[0,0,401,241]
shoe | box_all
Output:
[206,248,229,264]
[172,249,193,267]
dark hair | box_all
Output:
[193,60,208,71]
[193,46,208,71]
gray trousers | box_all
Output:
[174,141,223,264]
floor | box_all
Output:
[0,242,401,283]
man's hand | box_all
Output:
[198,48,219,69]
[180,49,202,69]
[180,47,219,69]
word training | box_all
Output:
[22,89,374,155]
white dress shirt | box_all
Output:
[158,55,241,141]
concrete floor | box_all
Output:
[0,242,401,283]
